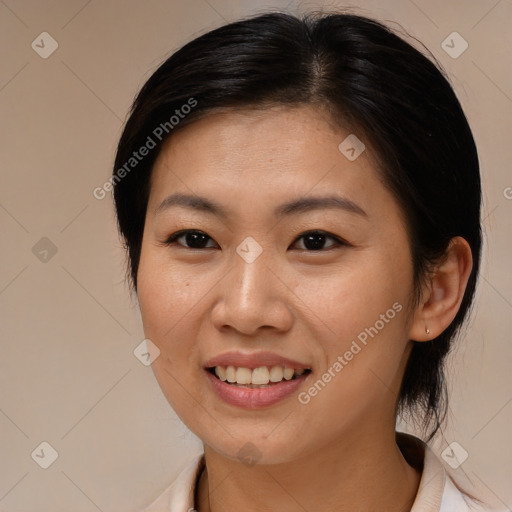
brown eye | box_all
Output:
[291,231,346,251]
[164,229,347,251]
[165,230,217,249]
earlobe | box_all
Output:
[409,236,473,342]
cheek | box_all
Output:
[292,252,412,340]
[136,252,205,383]
[138,249,196,335]
[137,254,208,416]
[294,253,413,404]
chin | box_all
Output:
[199,429,309,467]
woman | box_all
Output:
[112,11,485,512]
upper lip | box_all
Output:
[204,351,311,370]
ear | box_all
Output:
[409,236,473,342]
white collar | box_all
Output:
[398,432,475,511]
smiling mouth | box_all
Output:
[207,366,312,387]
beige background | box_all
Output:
[1,0,511,511]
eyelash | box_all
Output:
[163,229,348,251]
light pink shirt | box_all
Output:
[142,433,485,511]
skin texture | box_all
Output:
[137,105,473,512]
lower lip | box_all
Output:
[205,370,309,409]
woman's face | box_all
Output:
[137,105,418,464]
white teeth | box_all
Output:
[212,365,308,385]
[283,367,294,380]
[215,366,227,381]
[226,365,236,383]
[235,367,252,384]
[252,366,270,385]
[269,366,284,382]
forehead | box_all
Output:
[147,105,399,223]
[154,106,357,176]
[162,105,349,156]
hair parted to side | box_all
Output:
[112,11,482,441]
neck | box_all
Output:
[196,428,421,512]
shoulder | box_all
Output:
[141,453,205,512]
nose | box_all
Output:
[210,248,294,336]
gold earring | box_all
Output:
[425,326,430,335]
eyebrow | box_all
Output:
[155,193,368,219]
